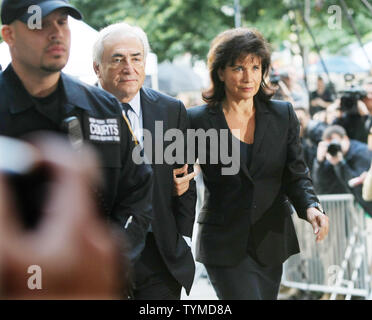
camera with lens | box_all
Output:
[339,74,367,114]
[269,70,281,86]
[327,140,342,157]
[340,87,366,114]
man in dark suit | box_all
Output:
[93,22,196,299]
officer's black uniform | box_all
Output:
[0,64,153,262]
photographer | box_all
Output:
[294,106,327,172]
[309,76,334,117]
[312,125,372,216]
[271,71,295,104]
[332,76,369,144]
[361,77,372,150]
[271,70,309,109]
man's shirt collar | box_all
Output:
[3,64,34,114]
[127,91,141,117]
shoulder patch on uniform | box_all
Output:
[86,117,120,143]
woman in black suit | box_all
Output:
[187,28,329,300]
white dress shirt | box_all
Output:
[124,92,143,147]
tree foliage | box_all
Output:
[1,1,371,62]
[70,0,372,63]
[296,0,372,55]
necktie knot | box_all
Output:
[122,103,131,115]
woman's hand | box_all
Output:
[306,207,329,243]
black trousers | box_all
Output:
[132,233,182,300]
[204,253,283,300]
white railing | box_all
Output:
[282,194,371,300]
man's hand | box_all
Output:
[357,100,369,116]
[306,207,329,243]
[173,164,197,196]
[348,171,367,188]
[311,97,328,108]
[317,141,329,162]
[326,151,343,166]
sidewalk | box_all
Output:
[181,276,218,300]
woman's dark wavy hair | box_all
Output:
[203,28,275,107]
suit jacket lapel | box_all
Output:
[140,87,164,161]
[207,104,227,135]
[208,105,254,184]
[249,98,271,176]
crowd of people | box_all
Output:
[1,0,370,301]
[275,72,372,209]
[272,71,372,294]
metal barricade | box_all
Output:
[282,194,372,299]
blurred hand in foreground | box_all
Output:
[0,134,125,299]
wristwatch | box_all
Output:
[308,202,326,215]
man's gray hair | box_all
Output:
[93,22,150,64]
[322,125,347,140]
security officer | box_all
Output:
[0,0,153,264]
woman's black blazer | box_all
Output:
[187,98,319,267]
